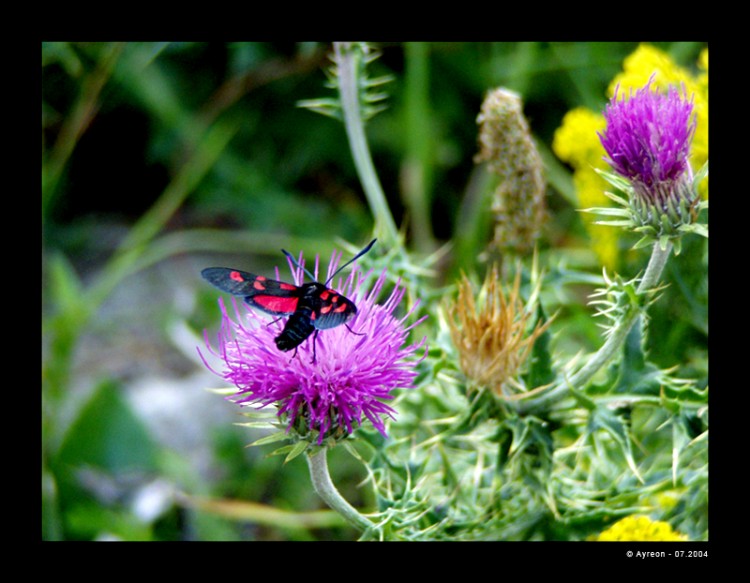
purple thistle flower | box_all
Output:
[599,79,695,187]
[598,78,700,238]
[200,249,427,444]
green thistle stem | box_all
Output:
[306,447,373,533]
[335,42,400,245]
[638,239,672,292]
[521,241,673,413]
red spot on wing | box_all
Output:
[334,303,348,313]
[253,280,266,291]
[253,295,299,314]
[230,271,245,282]
[320,290,330,300]
[320,305,332,314]
[279,282,297,291]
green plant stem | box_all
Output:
[521,241,673,413]
[306,447,373,533]
[402,42,436,253]
[638,240,673,293]
[335,42,399,245]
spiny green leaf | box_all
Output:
[503,415,552,460]
[593,167,632,193]
[206,387,237,396]
[679,223,708,238]
[247,431,289,447]
[237,408,279,420]
[582,207,631,217]
[633,235,654,249]
[588,406,643,484]
[523,304,555,389]
[267,444,295,457]
[670,410,707,485]
[602,189,630,206]
[570,381,597,410]
[284,440,310,464]
[494,426,513,471]
[594,220,635,227]
[661,383,708,406]
[297,97,343,121]
[693,160,708,186]
[233,421,276,429]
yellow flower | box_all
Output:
[553,109,618,270]
[608,44,691,94]
[590,515,687,541]
[553,108,606,170]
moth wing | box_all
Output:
[201,267,259,295]
[201,267,301,316]
[246,294,299,317]
[312,295,357,330]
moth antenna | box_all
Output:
[282,249,317,282]
[325,239,377,285]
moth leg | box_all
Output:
[310,330,320,364]
[345,323,365,337]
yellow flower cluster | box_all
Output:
[590,515,687,541]
[553,108,618,270]
[552,44,708,270]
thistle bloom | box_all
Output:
[598,79,699,239]
[201,250,426,444]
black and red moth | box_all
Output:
[201,239,376,362]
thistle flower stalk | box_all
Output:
[307,448,374,533]
[335,42,400,245]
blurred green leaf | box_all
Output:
[57,379,158,473]
[46,252,85,319]
[43,252,89,397]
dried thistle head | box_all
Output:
[476,88,547,256]
[446,266,549,397]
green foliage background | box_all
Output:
[41,42,707,541]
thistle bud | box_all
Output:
[446,266,548,397]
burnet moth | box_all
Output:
[201,239,376,362]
